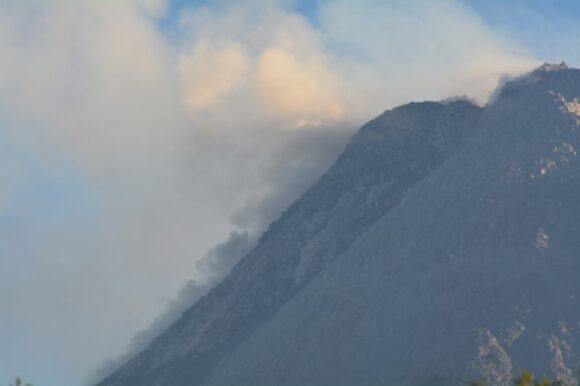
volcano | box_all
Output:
[98,63,580,386]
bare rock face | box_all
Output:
[97,65,580,386]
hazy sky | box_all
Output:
[0,1,577,385]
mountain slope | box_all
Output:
[97,100,481,386]
[98,64,580,386]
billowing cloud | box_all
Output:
[175,3,349,126]
[0,1,543,385]
[135,0,167,16]
[257,47,345,122]
[179,40,250,111]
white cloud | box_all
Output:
[135,0,168,17]
[179,40,251,111]
[256,47,345,122]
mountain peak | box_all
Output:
[534,61,570,73]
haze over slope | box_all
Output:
[98,63,580,386]
[0,2,539,383]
